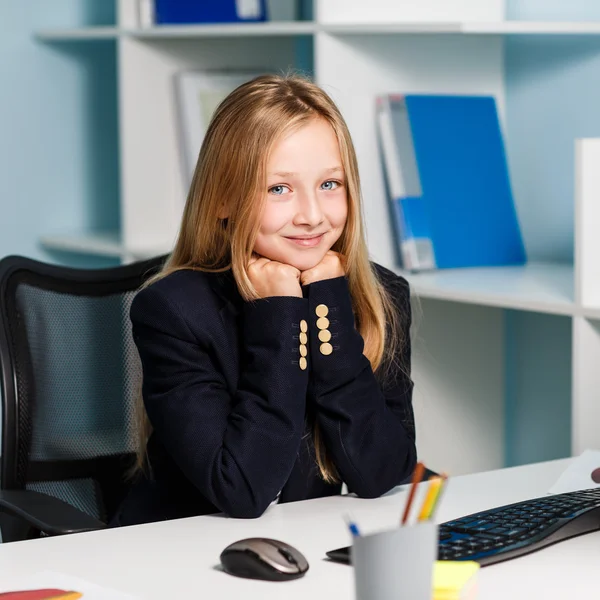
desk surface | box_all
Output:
[1,457,597,599]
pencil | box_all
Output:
[417,476,443,522]
[401,461,425,525]
[427,473,448,521]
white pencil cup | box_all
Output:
[352,522,438,600]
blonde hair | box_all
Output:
[134,73,406,483]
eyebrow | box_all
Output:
[268,166,344,178]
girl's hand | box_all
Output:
[300,251,346,286]
[248,254,303,298]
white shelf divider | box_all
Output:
[574,138,600,311]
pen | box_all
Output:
[401,461,425,525]
[343,513,361,537]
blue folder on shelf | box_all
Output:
[154,0,267,24]
[376,94,526,271]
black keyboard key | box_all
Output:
[503,528,527,537]
[474,534,503,542]
[470,523,498,532]
[487,527,509,535]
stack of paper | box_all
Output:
[547,449,600,495]
[433,561,480,600]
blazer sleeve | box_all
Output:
[130,284,310,519]
[305,271,417,498]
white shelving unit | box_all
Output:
[33,0,600,477]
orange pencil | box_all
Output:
[401,461,425,525]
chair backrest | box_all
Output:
[0,254,166,523]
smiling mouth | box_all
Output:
[284,233,325,248]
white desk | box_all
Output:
[0,457,597,599]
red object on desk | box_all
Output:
[0,590,82,599]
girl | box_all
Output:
[112,73,417,526]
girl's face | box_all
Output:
[253,118,348,272]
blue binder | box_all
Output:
[377,94,526,271]
[154,0,268,24]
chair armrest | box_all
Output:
[0,489,106,535]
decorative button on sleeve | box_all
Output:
[315,304,329,317]
[315,305,333,355]
[318,329,331,342]
[299,319,308,370]
[316,317,329,330]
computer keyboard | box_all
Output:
[326,487,600,567]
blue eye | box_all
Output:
[321,180,340,191]
[268,185,290,196]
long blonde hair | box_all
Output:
[134,73,406,483]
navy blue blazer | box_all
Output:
[112,263,416,526]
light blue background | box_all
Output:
[0,1,119,267]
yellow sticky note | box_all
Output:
[433,560,480,600]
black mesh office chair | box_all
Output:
[0,253,167,542]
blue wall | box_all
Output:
[0,1,119,268]
[505,37,600,262]
[504,311,572,467]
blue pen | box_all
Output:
[344,513,361,537]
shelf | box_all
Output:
[35,22,315,42]
[462,21,600,34]
[326,21,600,35]
[323,22,465,34]
[581,307,600,321]
[40,231,125,257]
[34,21,600,42]
[35,27,121,41]
[128,22,315,39]
[395,262,575,315]
[40,231,169,261]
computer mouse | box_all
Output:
[220,537,309,581]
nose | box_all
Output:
[293,189,324,228]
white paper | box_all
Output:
[0,571,140,600]
[548,449,600,495]
[236,0,262,19]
